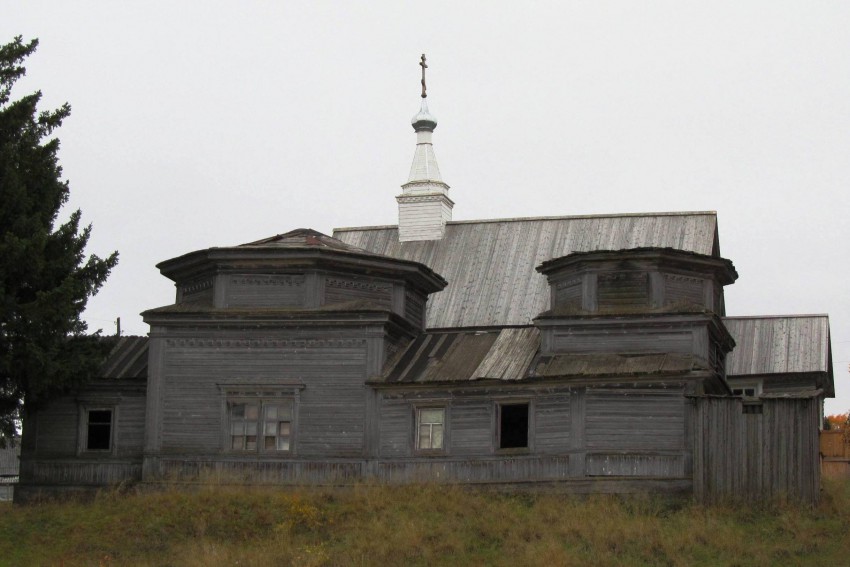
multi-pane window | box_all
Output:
[416,408,445,451]
[86,409,113,451]
[230,401,293,452]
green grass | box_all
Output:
[2,480,850,566]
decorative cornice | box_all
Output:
[181,279,213,295]
[230,275,305,287]
[326,278,391,293]
[165,338,367,348]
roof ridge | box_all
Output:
[723,314,830,320]
[334,211,718,232]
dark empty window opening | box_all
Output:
[86,409,112,451]
[499,403,529,449]
[742,403,763,415]
[733,388,756,397]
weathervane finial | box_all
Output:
[419,54,428,98]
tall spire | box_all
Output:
[397,54,454,242]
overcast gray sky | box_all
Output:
[4,1,849,411]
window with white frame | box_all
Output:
[415,407,445,451]
[229,400,293,452]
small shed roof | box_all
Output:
[724,315,831,376]
[335,212,718,328]
[100,336,148,379]
[378,327,540,384]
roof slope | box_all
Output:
[100,336,148,379]
[724,315,831,376]
[335,212,718,328]
[379,328,539,384]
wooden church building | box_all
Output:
[16,68,833,503]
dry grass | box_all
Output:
[2,480,850,566]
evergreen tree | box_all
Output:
[0,37,118,444]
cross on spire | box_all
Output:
[419,54,428,98]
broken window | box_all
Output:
[498,403,529,449]
[416,407,445,451]
[86,409,113,451]
[230,400,293,452]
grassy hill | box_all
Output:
[2,480,850,566]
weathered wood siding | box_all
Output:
[552,330,693,356]
[534,395,572,453]
[19,460,142,486]
[585,388,687,477]
[18,387,146,487]
[692,396,820,504]
[156,335,368,458]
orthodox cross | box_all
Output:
[419,54,428,98]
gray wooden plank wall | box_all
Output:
[692,396,820,504]
[159,338,368,458]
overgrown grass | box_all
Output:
[2,480,850,566]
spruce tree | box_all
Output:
[0,37,118,444]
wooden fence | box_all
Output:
[692,395,820,504]
[820,430,850,479]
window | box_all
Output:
[416,408,445,451]
[732,387,757,397]
[498,403,529,449]
[730,380,762,398]
[229,400,293,452]
[85,409,113,451]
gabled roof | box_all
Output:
[335,212,719,328]
[724,315,832,377]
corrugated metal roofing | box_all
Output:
[100,336,148,379]
[724,315,831,376]
[334,212,718,328]
[378,327,539,384]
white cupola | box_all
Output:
[396,54,454,242]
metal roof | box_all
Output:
[100,336,148,379]
[377,327,540,384]
[724,315,831,376]
[334,212,718,328]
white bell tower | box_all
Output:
[396,54,453,242]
